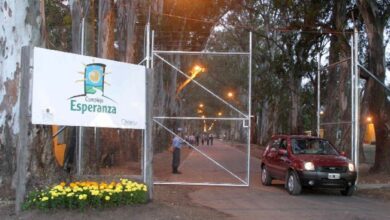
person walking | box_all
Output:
[172,132,184,174]
[195,133,200,146]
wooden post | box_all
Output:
[16,46,33,213]
[144,68,154,200]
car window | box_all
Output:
[280,139,287,150]
[291,138,338,155]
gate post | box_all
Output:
[16,46,33,213]
[144,68,154,200]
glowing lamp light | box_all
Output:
[192,65,205,73]
[367,116,372,123]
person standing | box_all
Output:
[172,132,184,174]
[195,133,200,146]
[209,133,214,146]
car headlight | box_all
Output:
[348,163,355,172]
[304,162,315,171]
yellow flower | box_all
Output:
[78,194,87,200]
[91,190,99,196]
[41,197,49,202]
[67,192,74,197]
[105,196,110,201]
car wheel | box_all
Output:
[286,171,302,195]
[261,166,272,186]
[340,185,355,196]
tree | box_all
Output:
[321,0,354,152]
[0,0,70,212]
[358,0,390,173]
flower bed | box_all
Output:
[23,179,148,210]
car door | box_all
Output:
[265,138,281,177]
[274,138,291,179]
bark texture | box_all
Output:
[0,0,65,210]
[322,0,352,152]
[358,0,390,173]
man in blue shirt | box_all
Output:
[172,131,184,174]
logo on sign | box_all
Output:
[69,63,117,114]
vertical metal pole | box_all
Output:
[78,17,86,176]
[143,21,151,184]
[350,33,355,161]
[151,30,155,69]
[146,22,151,69]
[247,32,252,186]
[145,69,154,199]
[317,53,321,137]
[354,28,359,182]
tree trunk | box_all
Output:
[98,0,115,59]
[289,75,301,134]
[358,0,390,173]
[0,0,65,211]
[0,0,39,197]
[322,0,352,153]
[117,0,138,63]
[70,0,83,54]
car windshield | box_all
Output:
[291,138,339,155]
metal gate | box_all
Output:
[150,31,252,186]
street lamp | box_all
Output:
[227,91,234,98]
[217,112,222,116]
[177,64,206,94]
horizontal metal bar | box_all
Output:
[154,181,248,187]
[75,174,142,180]
[153,50,250,55]
[320,58,351,71]
[153,116,248,121]
[320,121,352,125]
[358,64,390,94]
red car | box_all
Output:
[261,135,357,196]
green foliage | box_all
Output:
[45,0,72,51]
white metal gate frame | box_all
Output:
[151,31,252,187]
[317,28,390,184]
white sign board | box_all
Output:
[32,47,146,129]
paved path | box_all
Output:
[166,139,390,220]
[162,139,255,184]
